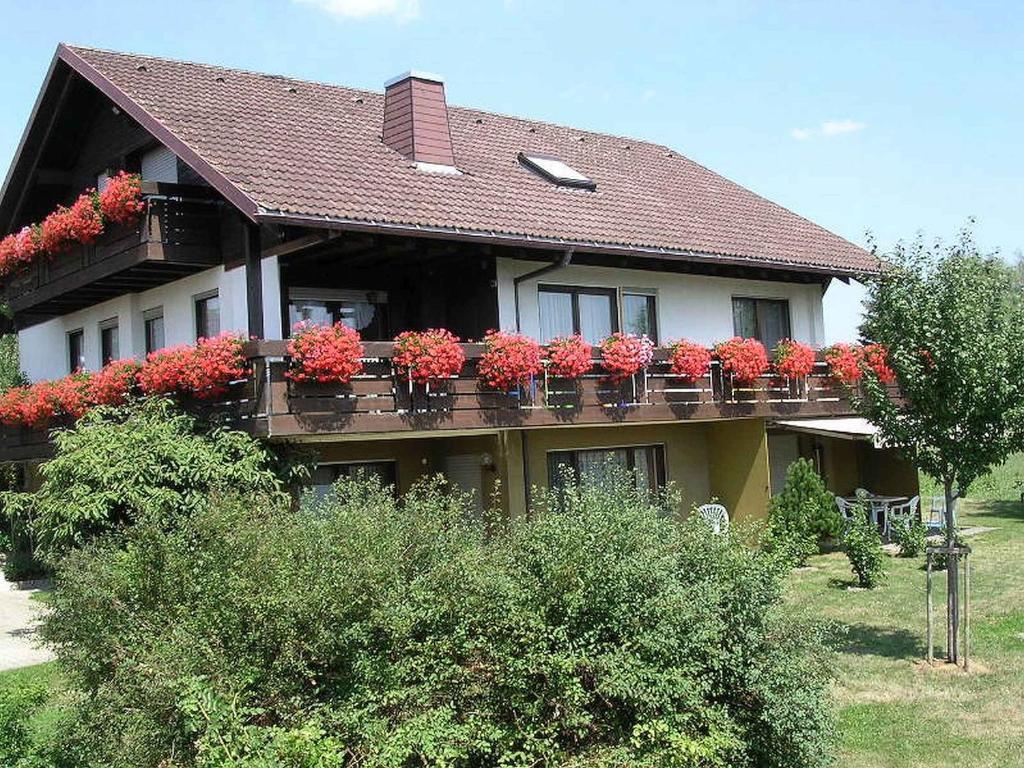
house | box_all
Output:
[0,44,919,517]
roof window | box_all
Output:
[518,152,595,190]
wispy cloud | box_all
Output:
[293,0,420,22]
[791,118,867,140]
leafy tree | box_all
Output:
[1,398,304,559]
[765,458,841,566]
[857,228,1024,660]
[41,473,838,768]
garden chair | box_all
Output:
[835,496,859,524]
[697,503,729,534]
[924,496,952,535]
[885,495,920,539]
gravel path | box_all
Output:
[0,573,55,671]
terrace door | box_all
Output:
[443,454,485,516]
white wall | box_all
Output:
[496,258,826,347]
[19,264,252,382]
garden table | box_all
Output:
[843,495,908,538]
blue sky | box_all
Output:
[1,0,1021,342]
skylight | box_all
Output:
[518,152,596,190]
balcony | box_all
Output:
[0,342,878,462]
[2,182,224,324]
[240,341,868,439]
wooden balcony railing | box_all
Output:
[2,182,223,318]
[0,341,879,462]
[240,340,867,438]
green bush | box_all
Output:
[2,549,48,582]
[0,398,307,560]
[42,473,837,768]
[890,517,926,558]
[0,680,52,768]
[842,511,887,588]
[765,459,841,566]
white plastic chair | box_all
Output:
[885,495,921,539]
[924,496,951,534]
[835,496,859,523]
[697,503,729,534]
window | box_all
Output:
[67,329,85,373]
[732,297,791,351]
[622,292,658,343]
[547,444,666,495]
[538,285,617,344]
[144,308,165,354]
[99,319,119,366]
[194,291,220,340]
[518,152,595,189]
[288,288,390,340]
[308,461,398,501]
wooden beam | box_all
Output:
[245,223,264,338]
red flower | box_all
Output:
[99,172,145,225]
[0,235,18,280]
[0,387,28,427]
[188,333,249,399]
[668,339,711,379]
[715,337,769,383]
[0,376,92,430]
[545,335,593,379]
[287,321,365,384]
[773,339,816,378]
[477,330,544,391]
[824,343,863,384]
[138,345,196,397]
[14,227,41,261]
[392,329,466,386]
[862,343,896,384]
[599,332,654,382]
[39,205,77,253]
[89,359,141,406]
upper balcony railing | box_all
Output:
[2,182,223,319]
[241,340,870,438]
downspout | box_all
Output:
[513,248,574,332]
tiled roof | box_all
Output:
[62,45,875,273]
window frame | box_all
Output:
[193,290,220,341]
[99,317,120,366]
[546,443,667,493]
[143,307,165,355]
[620,289,659,344]
[67,328,85,374]
[309,460,399,497]
[286,287,390,340]
[731,296,792,350]
[537,284,619,342]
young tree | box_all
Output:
[857,228,1024,662]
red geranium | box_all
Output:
[599,332,654,382]
[477,330,544,391]
[39,205,77,253]
[0,387,28,427]
[862,343,896,384]
[189,333,249,399]
[89,359,141,406]
[545,335,593,379]
[773,339,816,378]
[14,227,41,262]
[715,337,769,383]
[138,344,196,396]
[668,339,712,379]
[824,343,863,384]
[99,171,145,225]
[393,329,466,386]
[1,375,92,430]
[287,321,365,384]
[0,235,18,279]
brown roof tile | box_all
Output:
[63,45,876,273]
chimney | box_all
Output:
[382,71,456,168]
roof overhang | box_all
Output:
[772,417,883,447]
[256,210,873,279]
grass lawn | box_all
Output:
[786,499,1024,768]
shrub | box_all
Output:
[765,459,841,566]
[2,549,48,582]
[42,473,837,768]
[891,516,926,558]
[0,398,299,559]
[0,680,48,766]
[842,512,887,588]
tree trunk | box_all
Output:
[944,478,959,664]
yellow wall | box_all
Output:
[706,418,771,521]
[519,422,712,516]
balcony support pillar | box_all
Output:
[244,223,264,338]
